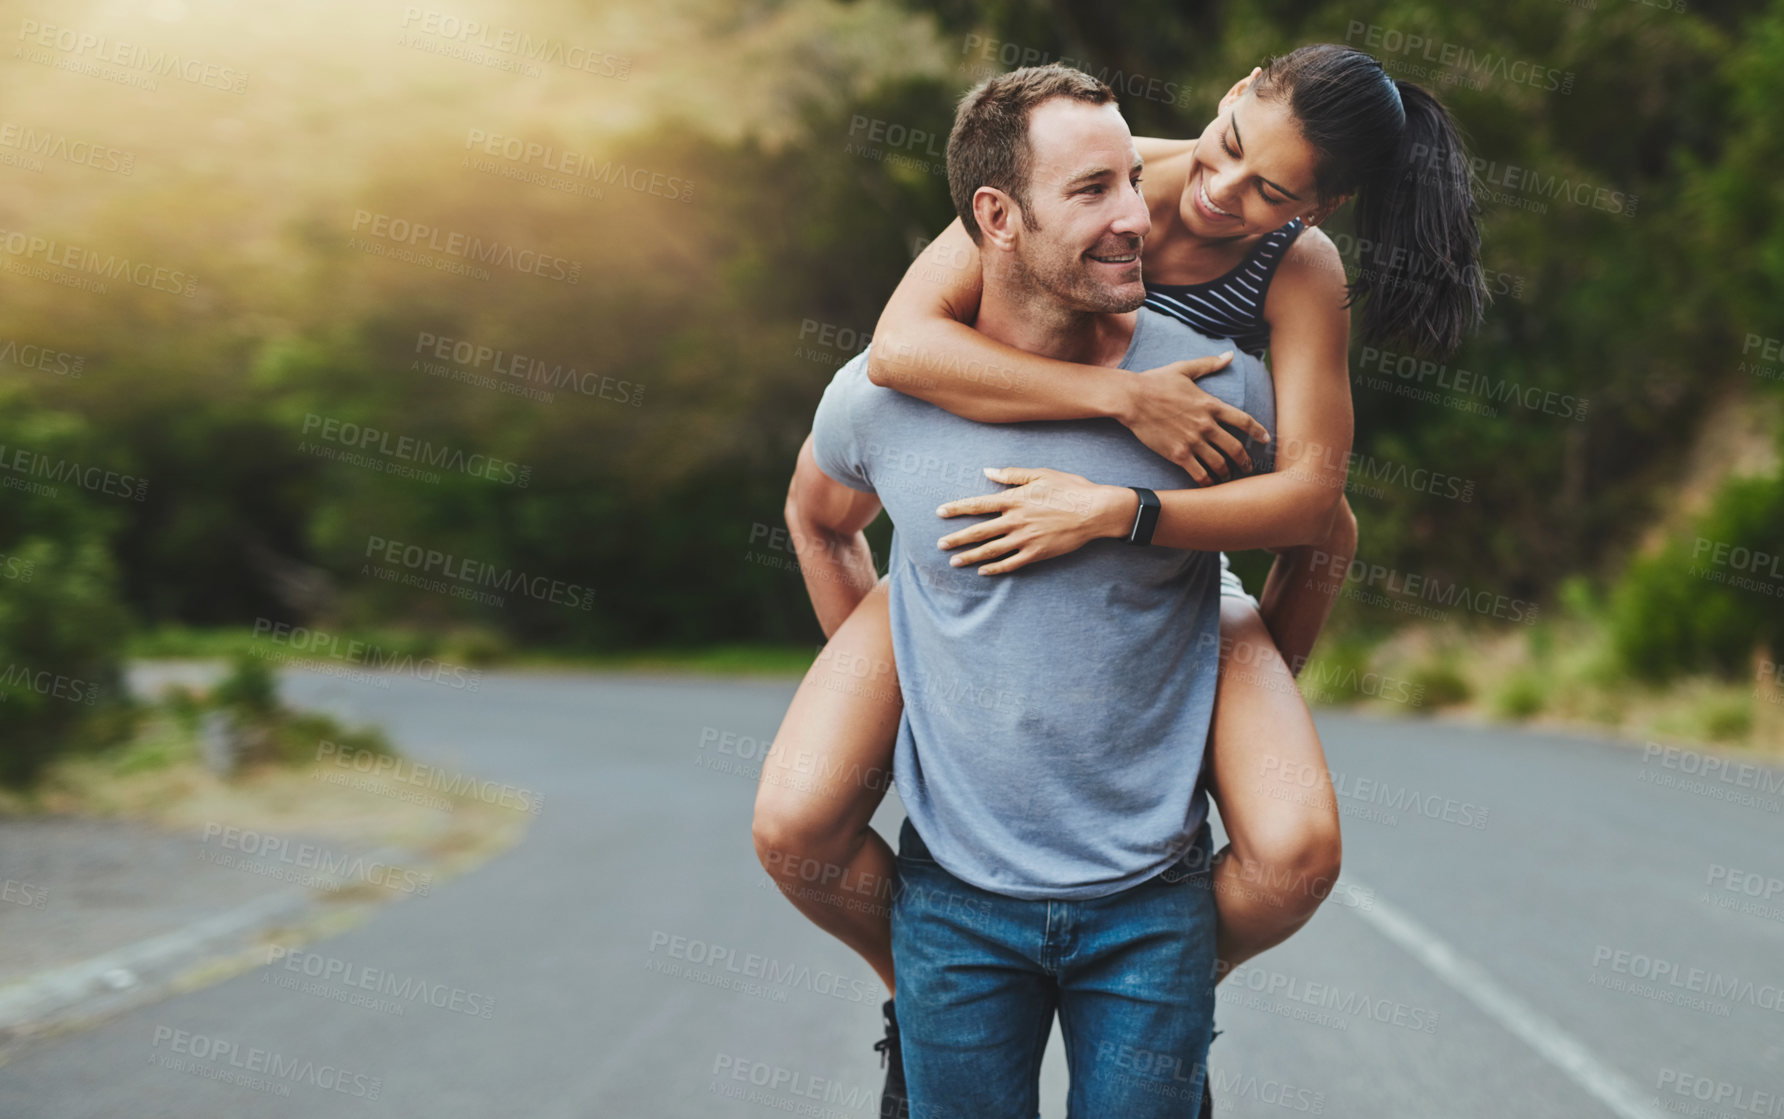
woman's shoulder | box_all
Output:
[1276,223,1341,278]
[1133,134,1196,165]
[1137,139,1194,212]
[1266,224,1348,316]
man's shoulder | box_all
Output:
[836,345,872,378]
[823,344,933,419]
[1132,305,1237,354]
[1131,307,1264,373]
[824,345,889,403]
[812,345,917,450]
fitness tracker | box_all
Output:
[1126,486,1160,546]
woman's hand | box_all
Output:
[935,467,1136,575]
[1120,354,1270,484]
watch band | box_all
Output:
[1127,486,1160,546]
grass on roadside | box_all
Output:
[1311,581,1783,760]
[0,657,533,876]
[131,624,821,677]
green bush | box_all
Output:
[1407,661,1472,710]
[0,386,135,786]
[1295,638,1378,708]
[212,651,280,716]
[241,710,394,770]
[1700,696,1755,743]
[1491,671,1548,722]
[1610,432,1784,680]
[205,650,396,772]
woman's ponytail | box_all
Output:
[1256,45,1487,358]
[1350,81,1486,358]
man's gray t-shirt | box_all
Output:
[811,308,1275,900]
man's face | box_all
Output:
[1006,99,1152,313]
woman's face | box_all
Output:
[1179,71,1331,239]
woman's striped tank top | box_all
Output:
[1142,217,1306,359]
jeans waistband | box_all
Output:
[896,816,1214,887]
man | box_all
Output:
[784,64,1286,1117]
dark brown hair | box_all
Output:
[946,64,1116,244]
[1255,43,1487,357]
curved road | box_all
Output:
[1,667,1780,1117]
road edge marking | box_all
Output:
[1345,878,1668,1119]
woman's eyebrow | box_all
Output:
[1231,109,1304,203]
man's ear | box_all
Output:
[1217,66,1262,114]
[972,186,1022,251]
[1300,193,1351,228]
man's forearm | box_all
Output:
[788,520,879,636]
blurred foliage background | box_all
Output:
[2,0,1782,781]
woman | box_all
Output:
[754,40,1484,1104]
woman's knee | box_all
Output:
[1228,801,1343,915]
[1292,809,1343,887]
[752,785,854,881]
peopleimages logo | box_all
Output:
[461,129,692,202]
[1355,346,1587,422]
[361,535,596,611]
[412,331,644,406]
[1589,945,1783,1011]
[0,664,100,705]
[1260,756,1489,829]
[1214,961,1443,1034]
[1345,22,1573,94]
[1461,157,1637,218]
[300,413,531,487]
[1,878,48,909]
[0,334,85,377]
[1741,334,1784,382]
[0,440,148,502]
[149,1027,381,1099]
[1656,1068,1780,1116]
[1306,549,1540,625]
[709,1054,878,1113]
[0,122,134,175]
[0,227,197,297]
[1691,537,1784,581]
[958,35,1194,108]
[252,618,483,691]
[350,210,582,284]
[399,7,631,79]
[316,741,544,815]
[646,931,880,1005]
[1273,436,1475,503]
[16,20,250,94]
[263,946,497,1019]
[198,823,433,896]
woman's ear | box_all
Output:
[1301,193,1351,228]
[1218,66,1262,112]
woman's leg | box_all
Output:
[752,578,903,994]
[1206,597,1344,979]
[1257,496,1359,674]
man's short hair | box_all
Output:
[947,64,1118,244]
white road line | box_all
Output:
[1345,879,1667,1119]
[0,887,312,1030]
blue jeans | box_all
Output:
[891,817,1217,1119]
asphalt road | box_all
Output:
[1,667,1780,1118]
